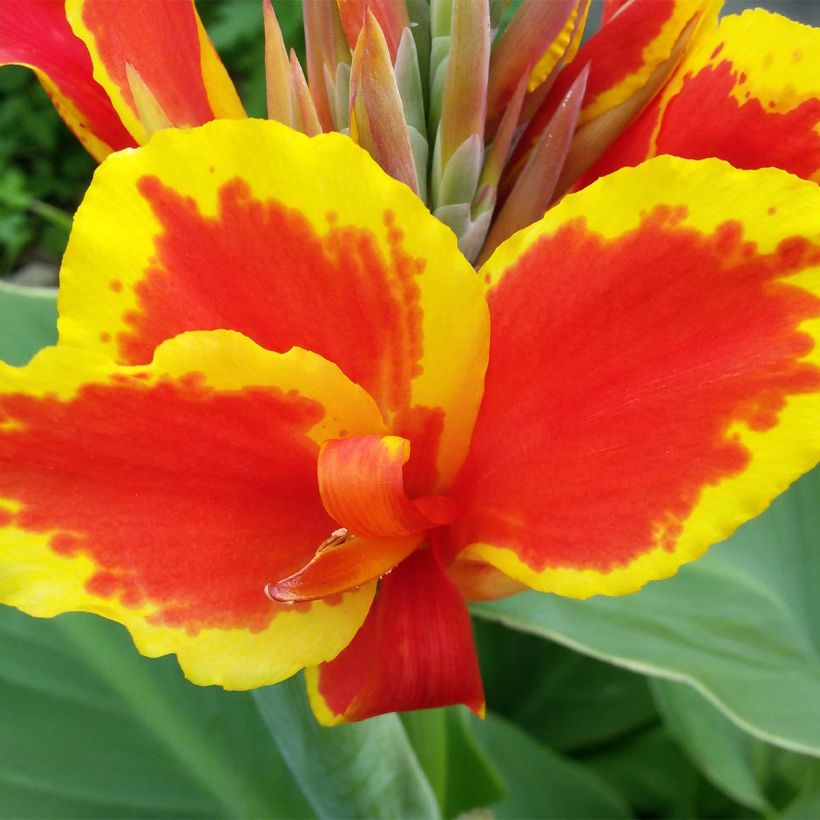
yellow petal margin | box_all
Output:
[449,157,820,598]
[648,10,820,182]
[0,330,386,688]
[65,0,245,144]
[58,119,489,493]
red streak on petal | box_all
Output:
[656,61,820,181]
[0,376,333,632]
[451,208,820,572]
[124,178,426,423]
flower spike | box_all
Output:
[337,0,410,61]
[485,0,578,130]
[479,64,588,265]
[263,0,294,127]
[290,50,323,136]
[349,11,420,195]
[303,0,349,132]
[437,0,490,171]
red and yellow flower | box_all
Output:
[1,1,819,723]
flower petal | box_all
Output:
[0,330,386,687]
[58,119,489,492]
[585,10,820,186]
[65,0,245,144]
[265,533,421,603]
[447,157,820,598]
[512,0,715,172]
[0,0,134,160]
[319,435,457,538]
[305,547,484,724]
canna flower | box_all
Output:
[2,120,820,722]
[0,2,819,724]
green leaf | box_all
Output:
[0,280,57,365]
[0,606,311,818]
[467,712,631,819]
[583,725,743,819]
[476,618,656,753]
[473,467,820,756]
[653,678,820,814]
[400,707,505,817]
[782,760,820,818]
[651,678,771,811]
[253,676,440,819]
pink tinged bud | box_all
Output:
[479,67,530,195]
[438,0,490,168]
[337,0,410,61]
[303,0,349,132]
[349,11,420,195]
[327,62,352,132]
[395,27,429,200]
[477,63,588,266]
[125,63,174,136]
[486,0,578,130]
[263,0,294,127]
[289,50,324,136]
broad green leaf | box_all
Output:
[475,618,656,752]
[0,280,57,365]
[651,678,771,811]
[473,467,820,755]
[654,680,820,815]
[467,712,631,819]
[400,707,505,817]
[583,725,743,819]
[253,676,440,820]
[0,606,311,819]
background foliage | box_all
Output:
[0,1,818,817]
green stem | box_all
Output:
[27,199,73,232]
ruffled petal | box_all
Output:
[65,0,245,143]
[0,330,386,687]
[0,0,134,160]
[447,157,820,598]
[305,547,484,724]
[58,119,489,491]
[318,435,457,538]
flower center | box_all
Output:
[265,435,457,603]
